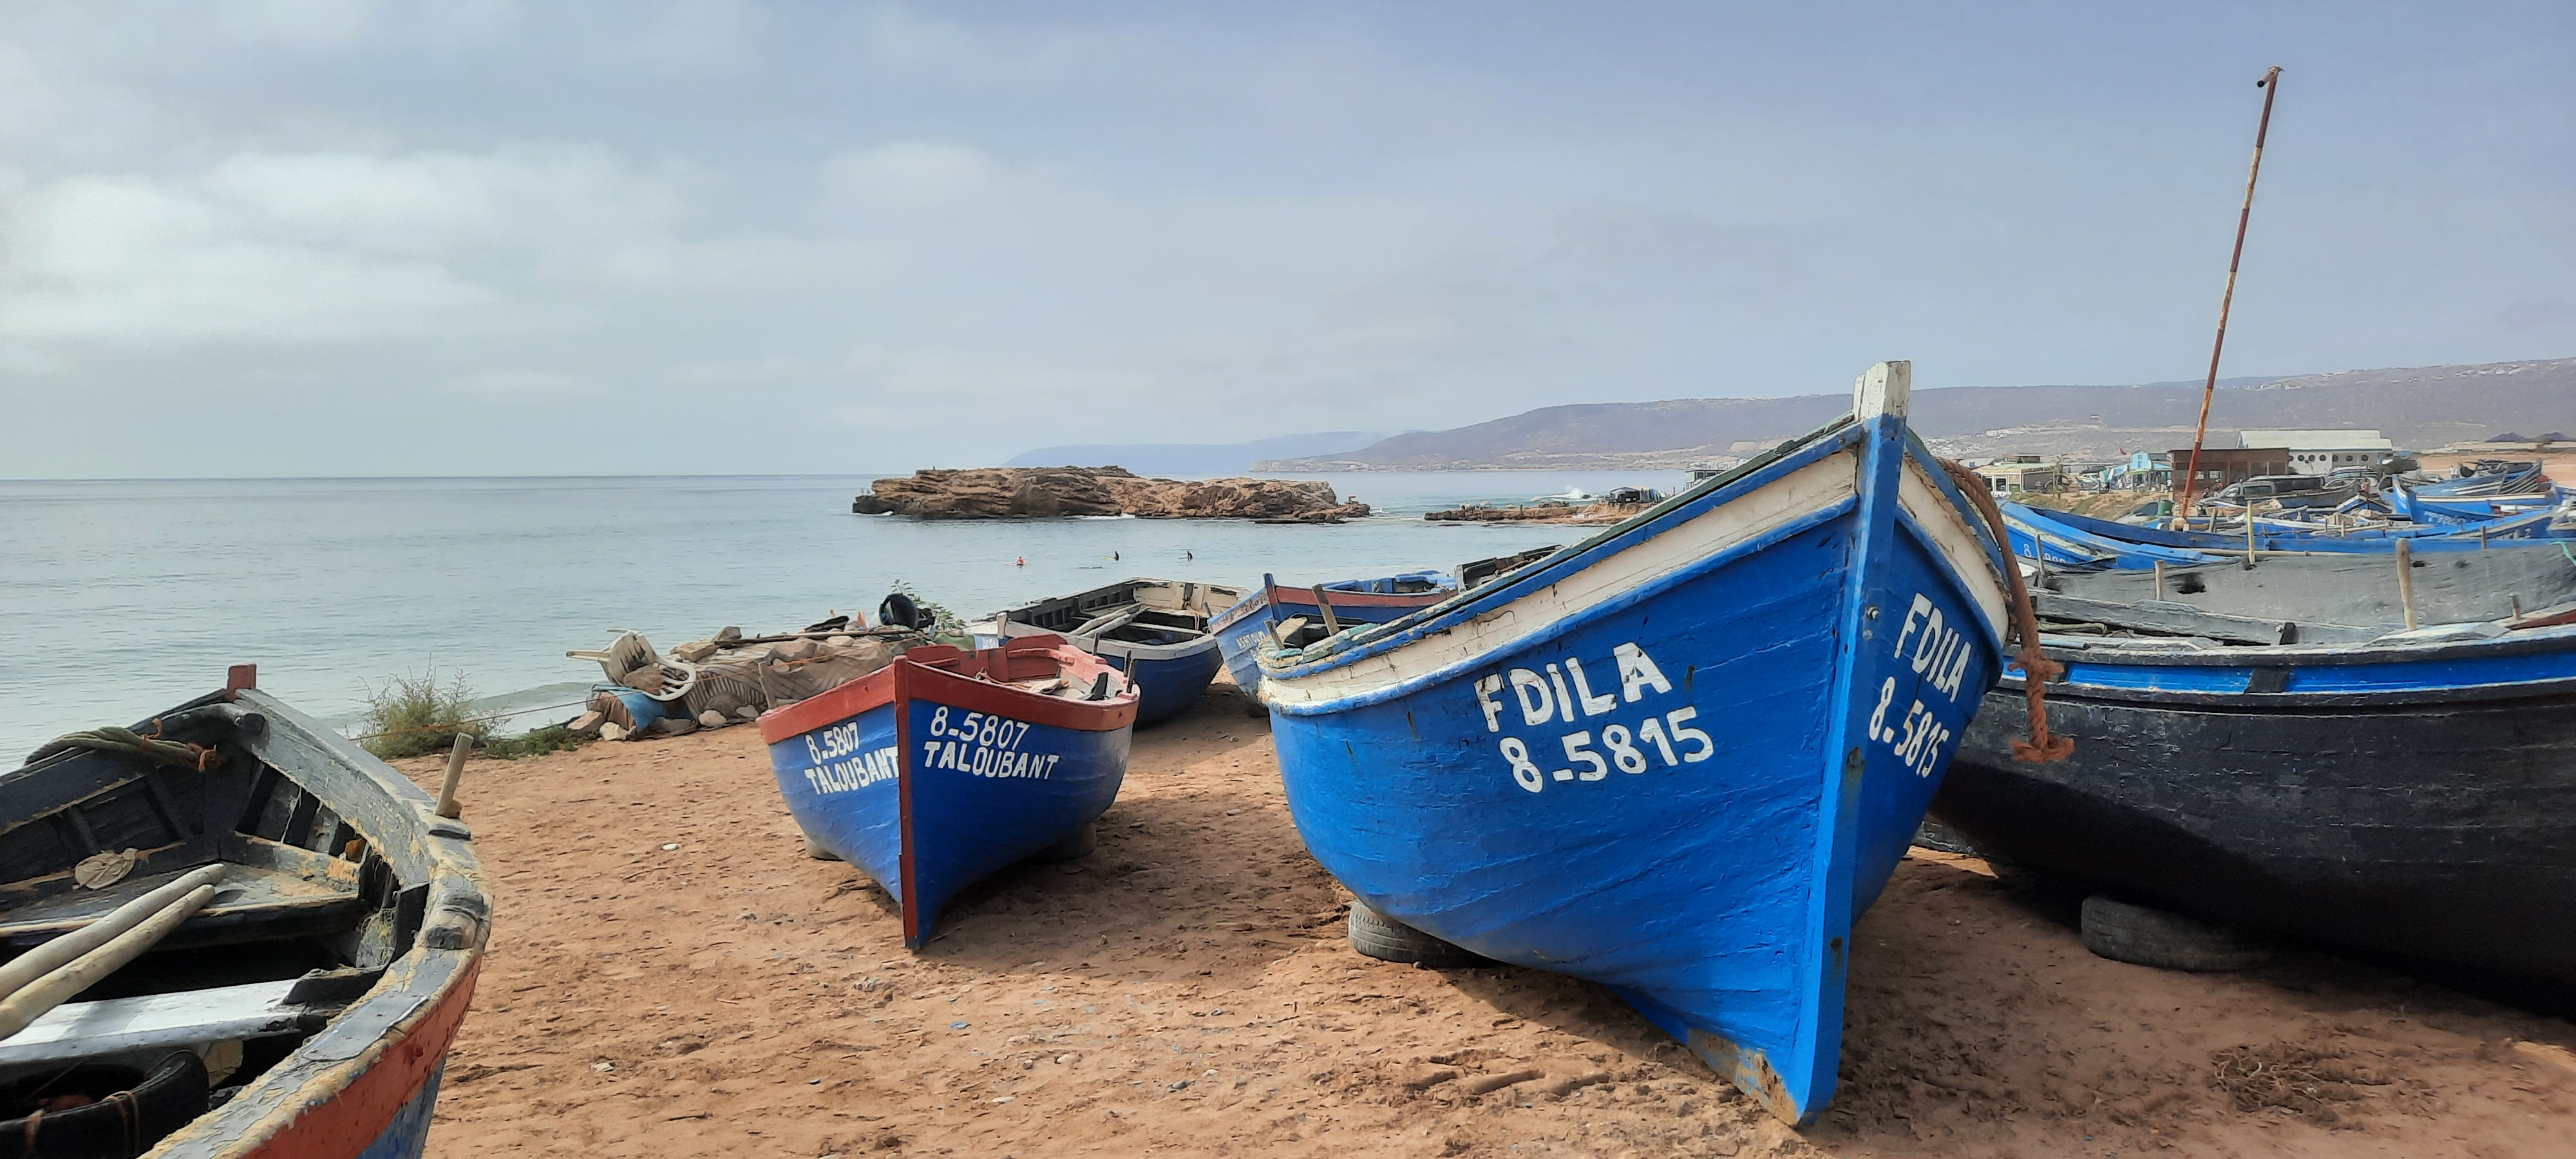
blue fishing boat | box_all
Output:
[988,579,1245,726]
[760,637,1136,947]
[2045,504,2574,553]
[1258,363,2061,1125]
[1209,572,1457,698]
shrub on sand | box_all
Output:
[357,670,483,759]
[482,724,587,760]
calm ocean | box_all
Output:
[0,471,1683,760]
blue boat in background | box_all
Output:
[2038,504,2574,554]
[988,579,1245,726]
[1210,571,1457,698]
[761,636,1137,947]
[1258,362,2056,1125]
[2000,502,2225,571]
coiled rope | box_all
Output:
[21,721,223,771]
[1937,459,2076,764]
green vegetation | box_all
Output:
[355,669,483,759]
[357,668,592,760]
[887,579,967,637]
[480,724,589,760]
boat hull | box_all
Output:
[1260,366,2015,1125]
[1938,632,2576,984]
[762,641,1136,947]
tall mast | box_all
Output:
[2175,66,2284,525]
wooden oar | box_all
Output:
[1069,605,1144,638]
[0,864,227,1007]
[0,868,229,1040]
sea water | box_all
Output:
[0,471,1684,759]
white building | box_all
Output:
[2237,429,2396,476]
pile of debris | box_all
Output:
[564,615,927,741]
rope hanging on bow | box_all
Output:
[1936,459,2076,763]
[21,721,224,771]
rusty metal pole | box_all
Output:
[2175,66,2284,528]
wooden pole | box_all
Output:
[2246,507,2259,566]
[1310,585,1342,635]
[2154,561,2166,600]
[0,881,225,1041]
[437,733,469,820]
[0,865,227,1006]
[2175,66,2285,527]
[2396,539,2418,630]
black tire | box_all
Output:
[1348,900,1485,968]
[1026,822,1097,863]
[1911,818,1981,856]
[2079,895,2272,972]
[0,1051,208,1158]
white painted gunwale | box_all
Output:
[1260,446,2010,711]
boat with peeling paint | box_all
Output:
[0,666,487,1158]
[987,580,1245,726]
[1939,562,2576,984]
[1210,572,1458,699]
[760,637,1136,948]
[1257,363,2030,1125]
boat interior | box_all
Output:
[2032,548,2576,649]
[999,580,1247,648]
[0,685,465,1145]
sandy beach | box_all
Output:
[400,682,2575,1158]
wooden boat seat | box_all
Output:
[0,979,309,1075]
[0,863,364,955]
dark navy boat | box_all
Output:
[1940,554,2576,983]
[2,667,487,1158]
[761,637,1135,947]
[1258,363,2054,1124]
[988,580,1244,726]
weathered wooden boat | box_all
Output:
[1938,599,2576,984]
[2041,504,2575,553]
[760,637,1136,948]
[1,666,488,1158]
[2032,545,2576,630]
[987,580,1245,726]
[1455,546,1559,590]
[1258,363,2058,1124]
[1209,572,1458,698]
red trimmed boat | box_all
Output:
[760,636,1137,947]
[0,666,487,1158]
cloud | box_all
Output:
[0,144,837,348]
[822,140,1004,211]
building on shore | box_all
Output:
[2237,429,2396,475]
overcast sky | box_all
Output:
[2,1,2569,478]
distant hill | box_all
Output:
[1253,359,2576,470]
[1006,431,1394,476]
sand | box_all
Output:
[401,686,2575,1158]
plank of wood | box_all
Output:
[2033,592,2291,645]
[0,979,305,1071]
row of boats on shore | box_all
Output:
[758,362,2576,1124]
[5,361,2569,1150]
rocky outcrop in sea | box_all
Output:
[851,466,1370,521]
